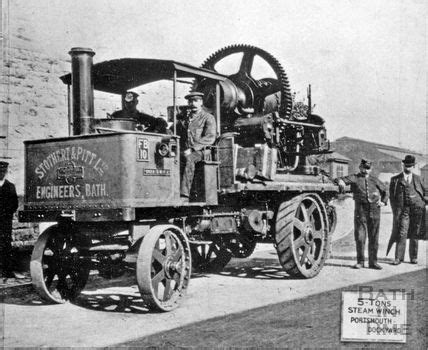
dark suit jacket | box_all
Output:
[338,173,388,205]
[0,179,18,235]
[389,172,427,240]
[389,173,426,210]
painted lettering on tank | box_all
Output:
[35,183,108,199]
[34,146,109,179]
[137,138,149,162]
[85,183,107,197]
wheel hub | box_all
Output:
[164,257,182,279]
[304,225,314,244]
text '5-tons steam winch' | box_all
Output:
[19,45,340,311]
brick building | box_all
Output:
[332,137,426,183]
[310,152,350,178]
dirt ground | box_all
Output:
[116,269,426,349]
[1,204,426,348]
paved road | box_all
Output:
[1,205,426,348]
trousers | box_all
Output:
[180,150,203,197]
[0,228,13,276]
[354,202,380,265]
[394,205,423,261]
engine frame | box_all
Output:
[19,46,340,311]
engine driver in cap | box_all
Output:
[111,91,167,133]
[175,91,216,200]
[335,159,388,270]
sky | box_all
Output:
[10,0,428,153]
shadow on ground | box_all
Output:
[325,255,397,268]
[216,257,291,279]
[0,272,153,313]
[75,290,151,314]
[114,269,427,349]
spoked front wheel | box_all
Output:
[136,225,191,312]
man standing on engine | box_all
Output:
[0,161,19,280]
[336,159,388,270]
[176,91,216,200]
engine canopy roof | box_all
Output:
[60,58,227,94]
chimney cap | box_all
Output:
[69,47,95,56]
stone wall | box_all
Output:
[0,4,70,243]
[0,3,186,196]
[0,2,190,244]
[1,4,70,194]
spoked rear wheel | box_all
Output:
[227,234,257,258]
[136,225,191,311]
[30,225,90,303]
[275,194,330,278]
[190,238,232,272]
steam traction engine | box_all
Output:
[19,45,339,311]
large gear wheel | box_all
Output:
[195,44,293,119]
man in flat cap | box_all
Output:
[388,155,426,265]
[111,91,167,133]
[0,161,18,279]
[176,91,216,200]
[336,159,388,269]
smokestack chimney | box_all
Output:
[69,47,95,135]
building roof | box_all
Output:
[375,151,404,162]
[335,136,423,156]
[325,151,351,162]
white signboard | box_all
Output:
[341,291,408,343]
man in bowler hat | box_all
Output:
[175,91,216,200]
[336,159,388,269]
[0,161,19,279]
[388,155,426,265]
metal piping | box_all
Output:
[68,47,95,135]
[282,131,302,172]
[173,70,177,135]
[215,83,221,135]
[67,84,72,136]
